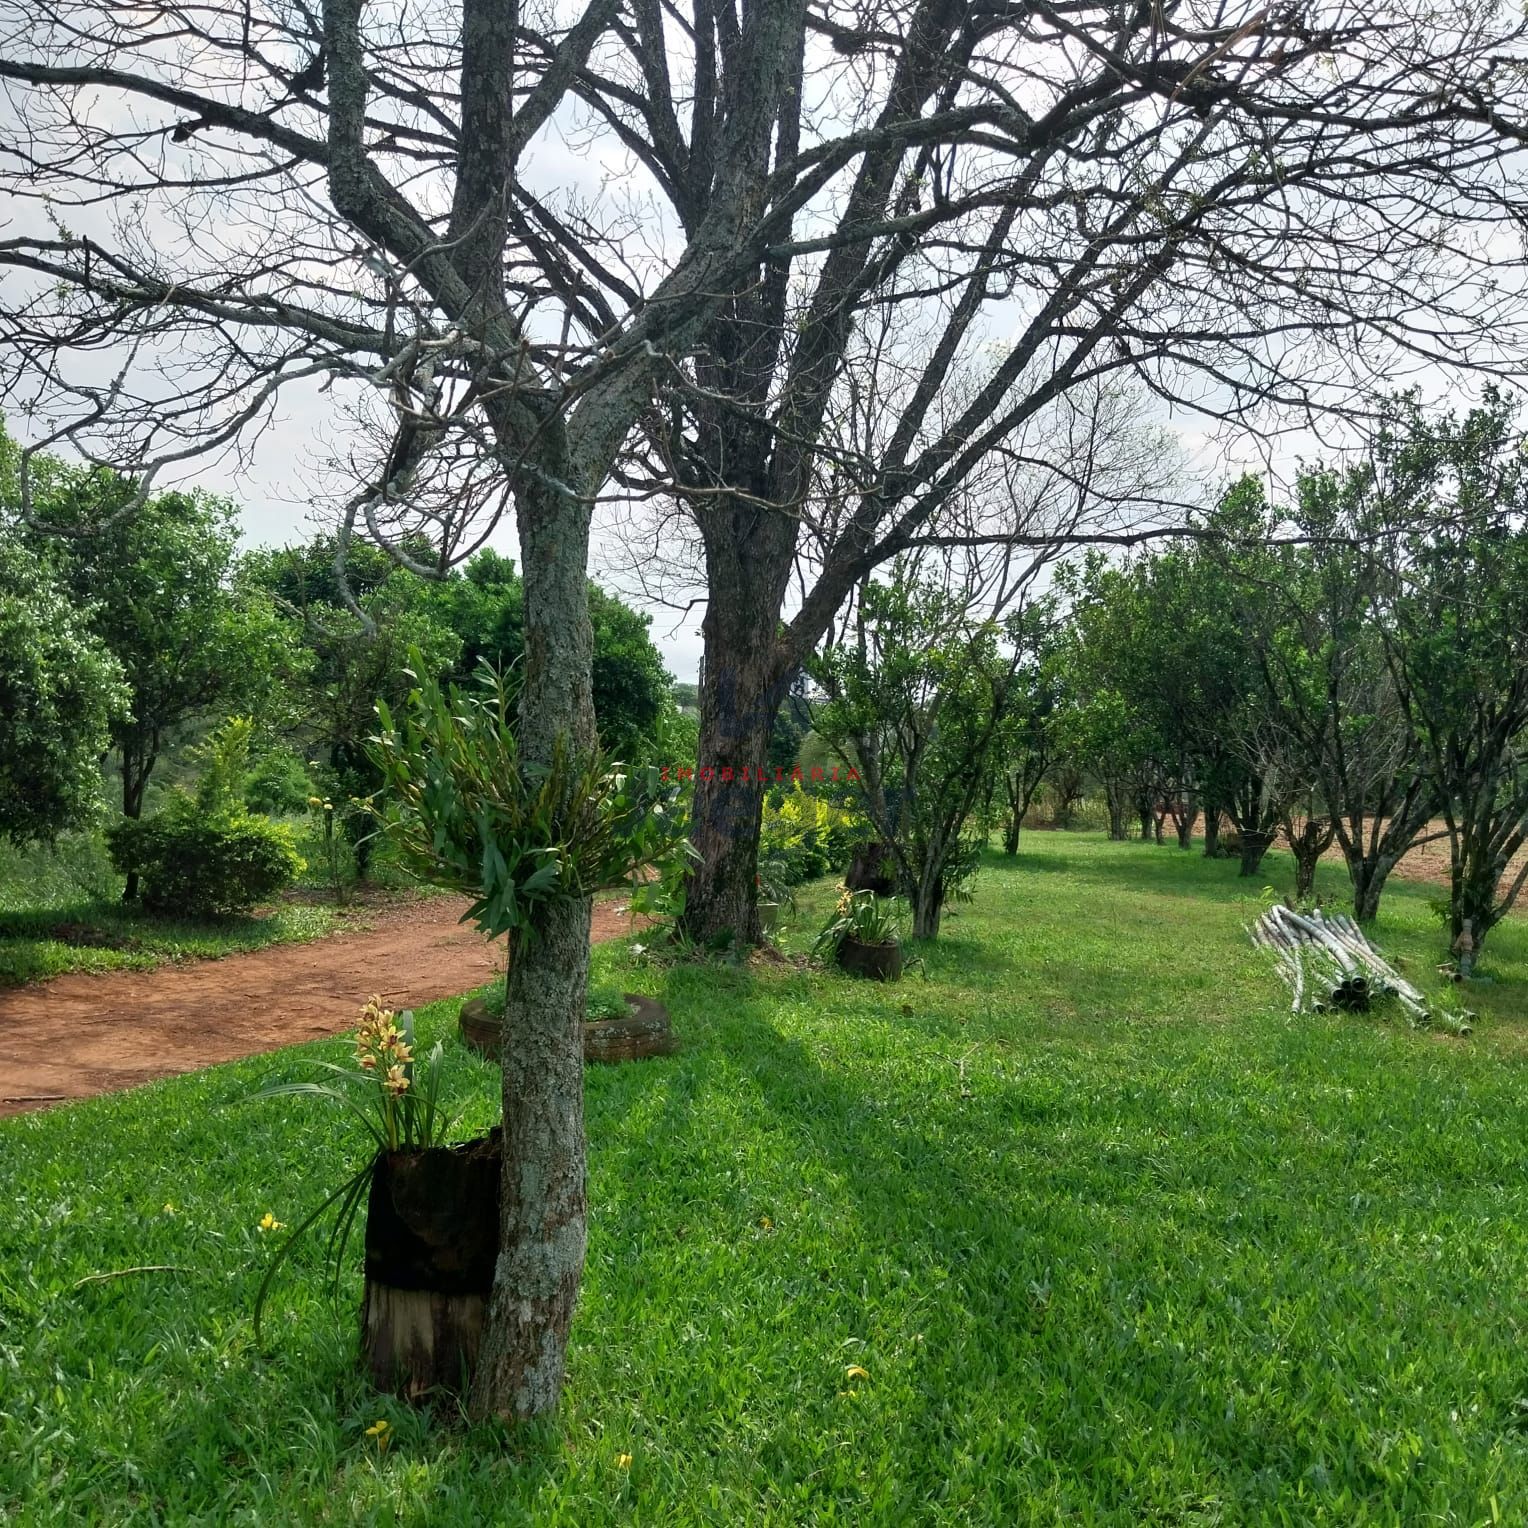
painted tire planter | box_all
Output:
[459,993,677,1063]
[361,1129,500,1401]
[836,936,903,982]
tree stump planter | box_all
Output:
[458,993,677,1063]
[845,841,896,896]
[836,936,903,981]
[361,1130,500,1401]
[458,996,500,1056]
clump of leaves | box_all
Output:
[371,658,690,944]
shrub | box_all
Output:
[759,786,867,888]
[244,746,315,816]
[107,808,304,917]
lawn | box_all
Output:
[0,825,420,987]
[4,835,1528,1523]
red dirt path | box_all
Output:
[0,893,642,1119]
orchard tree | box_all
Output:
[7,0,1528,1424]
[813,556,1037,938]
[1231,472,1439,920]
[1372,392,1528,958]
[27,473,303,825]
[996,609,1061,855]
[0,537,126,842]
[587,4,1528,943]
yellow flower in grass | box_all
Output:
[365,1419,390,1438]
[384,1064,410,1097]
[616,1453,632,1470]
[258,1212,286,1232]
[162,1202,177,1215]
[844,1364,869,1382]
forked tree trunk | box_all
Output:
[1175,797,1199,849]
[468,449,596,1424]
[1238,829,1275,877]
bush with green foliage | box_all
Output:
[0,538,127,843]
[243,745,316,817]
[106,718,304,916]
[758,786,866,889]
[107,811,306,917]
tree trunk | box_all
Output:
[1202,811,1221,859]
[1003,809,1022,855]
[1105,778,1128,841]
[1238,829,1275,877]
[468,445,597,1425]
[681,511,794,945]
[468,896,591,1420]
[1346,850,1403,922]
[910,877,945,939]
[1137,796,1154,841]
[1175,797,1199,849]
[120,743,152,902]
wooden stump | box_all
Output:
[361,1132,500,1401]
[836,936,903,981]
[845,841,896,896]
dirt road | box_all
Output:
[0,893,641,1118]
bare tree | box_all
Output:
[0,0,1088,1420]
[592,0,1528,942]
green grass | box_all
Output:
[5,835,1528,1522]
[0,829,348,987]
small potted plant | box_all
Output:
[756,857,797,934]
[255,997,494,1402]
[813,886,904,981]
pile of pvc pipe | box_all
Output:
[1248,903,1431,1025]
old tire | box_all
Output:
[459,993,677,1064]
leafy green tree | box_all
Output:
[814,565,1034,939]
[1369,391,1528,957]
[24,471,304,830]
[1232,469,1437,920]
[0,538,126,842]
[253,541,673,770]
[995,611,1062,854]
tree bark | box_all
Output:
[1237,829,1275,877]
[469,448,596,1425]
[681,504,794,945]
[1105,777,1128,841]
[468,895,591,1420]
[1003,810,1022,855]
[1202,810,1221,858]
[1174,795,1199,849]
[120,733,155,902]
